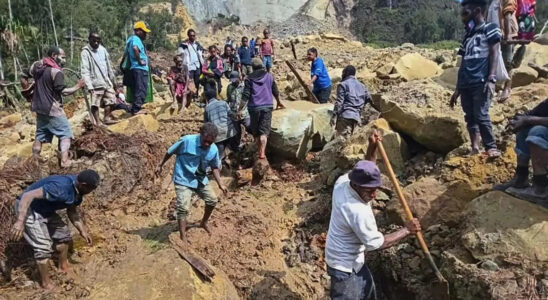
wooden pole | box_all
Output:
[285,60,319,104]
[48,0,59,47]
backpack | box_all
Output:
[516,0,536,40]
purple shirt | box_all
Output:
[242,69,279,109]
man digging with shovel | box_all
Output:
[325,131,422,300]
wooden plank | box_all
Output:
[285,60,319,104]
[169,235,216,281]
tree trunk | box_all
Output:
[70,12,74,63]
[0,50,5,80]
[48,0,59,47]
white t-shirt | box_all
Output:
[325,174,385,273]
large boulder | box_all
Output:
[108,114,160,135]
[386,177,479,228]
[371,80,467,153]
[319,118,409,185]
[328,68,344,85]
[269,101,334,159]
[436,67,458,90]
[521,42,548,66]
[394,53,442,81]
[461,191,548,263]
[511,65,539,88]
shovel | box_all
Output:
[376,141,450,300]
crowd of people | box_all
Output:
[9,0,547,298]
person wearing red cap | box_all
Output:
[325,131,421,300]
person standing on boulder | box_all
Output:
[81,31,118,125]
[494,98,548,208]
[178,29,205,100]
[497,0,525,103]
[307,48,332,103]
[450,0,502,158]
[30,46,85,168]
[242,58,285,160]
[331,65,371,136]
[259,29,275,73]
[155,123,228,244]
[123,21,151,115]
[326,132,421,300]
[10,170,100,289]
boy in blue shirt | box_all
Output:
[155,123,228,243]
[307,48,332,103]
[450,0,501,158]
[124,21,151,115]
[10,170,100,289]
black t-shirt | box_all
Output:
[31,61,66,116]
[527,98,548,117]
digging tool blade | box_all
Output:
[169,235,216,281]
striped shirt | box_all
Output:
[457,22,502,89]
[204,98,236,142]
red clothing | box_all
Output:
[260,39,274,56]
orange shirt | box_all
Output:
[499,0,518,39]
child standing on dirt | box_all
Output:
[168,55,190,114]
[259,29,274,73]
[155,123,228,244]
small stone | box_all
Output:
[480,260,500,271]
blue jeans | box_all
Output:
[515,125,548,161]
[459,86,496,150]
[327,265,377,300]
[313,85,332,103]
[262,55,273,69]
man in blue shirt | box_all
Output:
[124,21,150,115]
[238,36,254,77]
[10,170,100,289]
[155,123,228,243]
[307,48,332,104]
[450,0,501,158]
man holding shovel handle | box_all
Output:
[325,131,422,300]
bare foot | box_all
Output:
[41,281,55,290]
[103,118,119,125]
[60,160,73,168]
[186,222,211,235]
[134,109,148,115]
[471,148,480,155]
[57,261,71,274]
[179,234,189,245]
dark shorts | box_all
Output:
[35,114,73,143]
[249,107,273,137]
[327,265,377,300]
[336,117,358,136]
[314,85,332,104]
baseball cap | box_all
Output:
[348,161,382,188]
[229,71,240,82]
[251,57,263,70]
[134,21,151,33]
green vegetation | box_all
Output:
[0,0,183,81]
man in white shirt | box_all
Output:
[178,29,204,99]
[325,132,421,300]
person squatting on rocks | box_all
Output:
[326,132,421,300]
[450,0,502,158]
[227,71,251,148]
[123,21,151,115]
[243,58,285,160]
[201,45,224,95]
[10,170,100,290]
[307,47,332,104]
[497,0,526,103]
[81,31,118,125]
[155,123,228,244]
[221,44,241,79]
[331,65,371,137]
[178,29,205,100]
[495,98,548,208]
[30,46,85,168]
[203,86,237,161]
[167,54,190,114]
[259,29,275,73]
[237,37,255,78]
